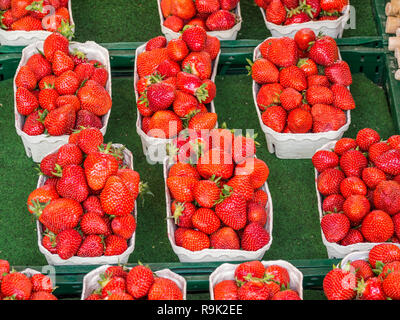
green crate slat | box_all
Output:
[14,259,340,298]
[372,0,389,43]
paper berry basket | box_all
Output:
[259,4,351,39]
[134,42,219,163]
[80,264,187,300]
[156,0,242,41]
[315,141,400,259]
[0,0,75,46]
[252,40,351,159]
[209,260,303,300]
[35,144,136,266]
[163,157,274,263]
[14,40,112,163]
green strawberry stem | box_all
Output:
[195,83,209,103]
[57,19,75,40]
[138,181,154,207]
[29,199,51,219]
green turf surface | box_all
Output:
[0,71,395,300]
[70,0,377,44]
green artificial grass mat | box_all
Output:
[0,72,394,299]
[70,0,377,44]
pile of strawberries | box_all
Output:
[136,30,219,139]
[166,126,271,253]
[255,0,348,25]
[251,28,354,134]
[0,259,57,300]
[160,0,240,33]
[314,128,400,246]
[16,31,111,137]
[323,243,400,300]
[213,261,302,300]
[85,264,183,300]
[1,0,73,34]
[27,128,145,260]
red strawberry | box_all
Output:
[287,108,313,133]
[307,74,330,88]
[77,234,104,257]
[52,50,74,76]
[235,260,265,282]
[16,87,39,116]
[22,109,46,136]
[213,280,239,300]
[279,65,307,92]
[375,149,400,176]
[145,36,167,51]
[56,228,82,260]
[43,104,76,136]
[272,289,302,300]
[264,264,290,287]
[182,25,207,52]
[340,228,364,246]
[361,210,394,243]
[340,176,367,199]
[111,214,136,240]
[279,88,302,111]
[15,65,37,91]
[11,15,42,30]
[266,0,286,25]
[331,84,356,110]
[349,260,374,281]
[368,142,391,164]
[26,53,52,82]
[323,268,357,300]
[306,86,334,106]
[256,82,283,111]
[308,35,339,66]
[261,105,287,133]
[294,27,316,50]
[193,179,221,208]
[311,104,346,133]
[235,157,269,189]
[342,194,370,225]
[163,15,184,32]
[100,176,135,217]
[54,70,80,96]
[237,281,272,300]
[55,164,89,202]
[192,208,220,235]
[77,80,112,116]
[340,149,368,178]
[210,227,240,249]
[373,180,400,216]
[195,0,220,13]
[181,229,210,251]
[80,212,109,236]
[206,9,236,31]
[325,61,352,86]
[382,271,400,299]
[75,110,103,130]
[147,277,183,300]
[126,265,154,299]
[322,194,345,213]
[241,222,270,251]
[368,243,400,269]
[265,37,298,68]
[317,168,345,196]
[362,167,386,190]
[77,127,104,154]
[334,138,357,155]
[167,176,197,203]
[215,192,247,230]
[1,272,32,300]
[30,274,53,293]
[356,128,380,151]
[43,32,70,63]
[197,148,234,180]
[312,150,339,173]
[321,212,350,243]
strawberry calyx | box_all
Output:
[171,201,186,225]
[320,10,341,17]
[51,163,63,178]
[57,19,75,40]
[98,142,125,162]
[195,83,210,103]
[214,184,234,205]
[181,109,201,128]
[29,199,51,218]
[299,0,317,19]
[138,181,154,206]
[0,11,8,30]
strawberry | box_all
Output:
[116,168,142,201]
[170,0,197,20]
[323,267,357,300]
[167,176,197,203]
[356,277,386,300]
[340,176,367,199]
[339,149,368,178]
[294,27,316,50]
[30,291,58,300]
[241,222,270,251]
[43,32,70,63]
[74,62,95,83]
[111,214,137,240]
[317,167,345,196]
[148,277,183,300]
[238,281,272,300]
[77,80,112,116]
[11,15,42,30]
[261,105,287,133]
[284,11,311,25]
[182,51,212,80]
[257,83,284,111]
[340,228,364,246]
[349,260,374,281]
[148,110,183,139]
[100,176,135,217]
[312,150,339,173]
[77,234,104,257]
[75,110,102,130]
[22,109,46,136]
[373,180,400,216]
[235,157,269,189]
[15,65,37,91]
[248,58,280,85]
[188,112,217,131]
[320,0,349,12]
[265,37,298,68]
[16,87,39,116]
[163,15,184,32]
[197,148,234,180]
[206,9,236,31]
[308,36,339,66]
[26,53,52,81]
[54,70,80,96]
[321,212,350,242]
[298,58,318,77]
[39,152,58,177]
[104,266,129,279]
[264,265,290,287]
[30,274,53,293]
[382,271,400,299]
[0,260,10,282]
[193,179,221,208]
[210,226,240,249]
[306,86,334,106]
[235,260,265,282]
[195,0,220,13]
[374,149,400,176]
[279,88,302,111]
[279,65,307,92]
[214,191,247,230]
[287,108,313,133]
[52,50,74,76]
[192,208,221,235]
[181,229,210,251]
[342,194,370,225]
[368,243,400,269]
[145,36,167,51]
[56,228,82,260]
[213,280,239,300]
[362,167,386,189]
[334,137,357,155]
[368,142,391,164]
[266,0,286,25]
[103,235,128,256]
[354,128,380,151]
[308,75,330,88]
[182,25,207,52]
[226,175,254,201]
[0,9,14,29]
[272,290,302,300]
[166,39,189,62]
[331,84,356,110]
[388,135,400,150]
[1,272,32,300]
[168,162,200,179]
[77,127,104,154]
[55,164,89,202]
[98,275,126,298]
[82,196,105,217]
[43,104,76,136]
[203,35,220,61]
[361,210,394,243]
[325,60,352,86]
[137,48,168,78]
[80,212,109,236]
[322,194,345,213]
